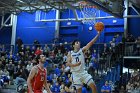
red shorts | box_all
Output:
[28,89,42,93]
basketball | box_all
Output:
[94,22,104,32]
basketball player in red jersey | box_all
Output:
[27,55,52,93]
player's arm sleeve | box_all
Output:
[82,32,101,52]
[27,67,36,92]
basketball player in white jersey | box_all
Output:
[66,32,101,93]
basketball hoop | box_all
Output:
[78,1,97,25]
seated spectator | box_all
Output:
[47,73,54,83]
[92,58,98,70]
[26,60,33,72]
[119,86,126,93]
[109,81,114,91]
[7,61,14,76]
[0,69,4,87]
[13,64,21,79]
[130,83,135,93]
[43,44,50,57]
[101,81,111,93]
[92,49,97,59]
[64,82,75,93]
[32,58,37,66]
[14,53,20,64]
[25,45,31,56]
[65,74,71,85]
[63,53,67,63]
[85,49,91,67]
[49,50,55,61]
[85,58,90,67]
[0,68,10,86]
[44,60,48,68]
[132,70,139,77]
[136,82,140,93]
[58,43,66,54]
[55,50,63,63]
[51,81,60,93]
[54,65,61,77]
[15,66,28,86]
[7,51,15,63]
[0,45,6,57]
[31,46,36,58]
[18,44,25,56]
[2,68,10,84]
[1,56,6,66]
[126,82,131,92]
[0,60,4,70]
[103,43,110,54]
[60,82,65,93]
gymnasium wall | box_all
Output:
[128,7,140,38]
[16,11,56,44]
[0,27,12,44]
[0,9,124,45]
[0,14,12,44]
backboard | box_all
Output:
[84,0,125,18]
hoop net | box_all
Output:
[78,1,97,25]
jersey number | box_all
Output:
[75,57,79,62]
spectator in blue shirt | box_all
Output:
[101,81,111,93]
[44,60,48,68]
[82,84,88,93]
[51,81,60,93]
[54,66,61,77]
[92,58,98,70]
[92,49,97,59]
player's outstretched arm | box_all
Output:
[66,52,81,67]
[82,32,101,52]
[27,67,37,93]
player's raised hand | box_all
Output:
[97,30,102,34]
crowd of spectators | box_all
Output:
[119,70,140,93]
[0,34,139,92]
[125,34,140,56]
[125,70,140,93]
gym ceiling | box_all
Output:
[0,0,139,17]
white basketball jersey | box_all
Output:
[70,48,85,72]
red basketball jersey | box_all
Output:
[28,66,46,93]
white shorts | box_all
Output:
[72,70,94,89]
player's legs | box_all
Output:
[82,71,97,93]
[73,82,83,93]
[88,81,97,93]
[72,73,83,93]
